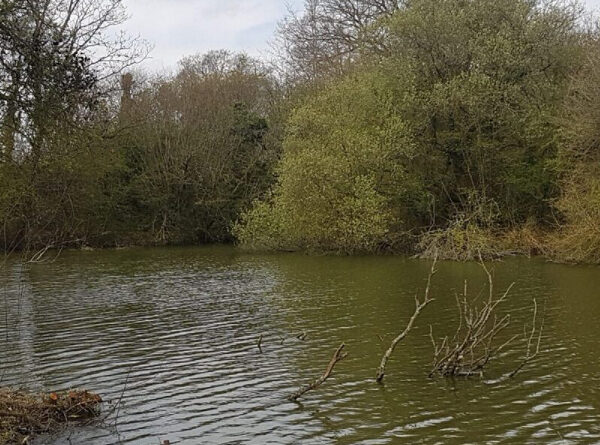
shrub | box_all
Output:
[235,69,428,253]
[551,164,600,263]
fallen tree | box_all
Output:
[428,261,543,378]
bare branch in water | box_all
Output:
[429,256,543,379]
[376,258,437,383]
[509,299,545,378]
[289,343,347,401]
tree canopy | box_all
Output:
[2,0,600,263]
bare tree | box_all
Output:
[0,0,148,161]
[273,0,401,82]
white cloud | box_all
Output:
[120,0,304,71]
[586,0,600,10]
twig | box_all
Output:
[288,343,347,401]
[257,334,263,352]
[113,368,131,428]
[376,258,437,383]
[429,258,519,378]
[509,299,544,378]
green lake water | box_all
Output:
[1,246,599,444]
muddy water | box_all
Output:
[1,246,599,444]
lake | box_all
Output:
[1,246,599,444]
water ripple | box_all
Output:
[1,247,599,444]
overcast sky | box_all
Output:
[121,0,600,72]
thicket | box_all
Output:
[112,52,280,245]
[0,2,279,251]
[236,0,600,262]
[551,38,600,263]
[2,0,600,262]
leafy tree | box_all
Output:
[381,0,585,226]
[0,0,145,251]
[237,0,588,256]
[552,38,600,263]
[235,69,428,253]
[117,52,279,244]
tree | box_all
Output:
[118,51,279,244]
[382,0,585,226]
[234,68,428,253]
[0,0,146,252]
[0,0,146,162]
[237,0,588,256]
[274,0,400,82]
[552,38,600,263]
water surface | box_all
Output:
[1,247,599,444]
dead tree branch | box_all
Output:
[429,260,517,377]
[509,298,544,378]
[288,343,347,401]
[376,258,437,383]
[428,259,544,378]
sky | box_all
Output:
[120,0,304,71]
[121,0,600,72]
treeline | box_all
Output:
[236,0,600,262]
[0,1,279,251]
[1,0,600,262]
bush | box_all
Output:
[552,40,600,263]
[551,164,600,263]
[235,69,428,253]
[0,127,124,251]
[383,0,583,225]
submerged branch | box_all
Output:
[376,258,437,383]
[509,299,545,378]
[288,343,347,401]
[429,257,544,379]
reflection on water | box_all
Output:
[1,247,599,444]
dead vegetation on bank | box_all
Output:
[0,388,102,444]
[416,219,550,262]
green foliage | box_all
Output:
[382,0,583,225]
[551,164,600,263]
[551,40,600,263]
[0,51,280,251]
[114,52,279,245]
[236,0,587,256]
[3,0,600,262]
[0,125,124,251]
[235,69,428,253]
